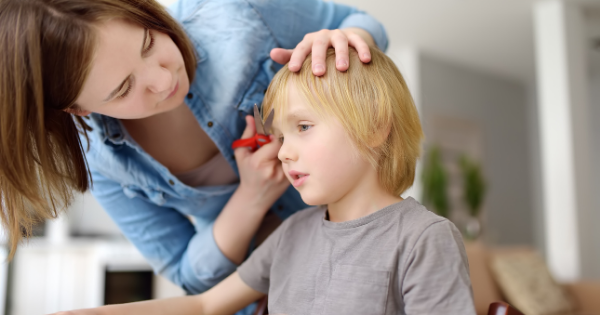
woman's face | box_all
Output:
[74,18,189,119]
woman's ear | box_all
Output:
[64,107,91,116]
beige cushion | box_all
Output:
[489,250,575,315]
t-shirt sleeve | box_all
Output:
[237,217,290,294]
[401,220,476,315]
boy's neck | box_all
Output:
[326,170,403,223]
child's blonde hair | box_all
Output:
[262,47,423,196]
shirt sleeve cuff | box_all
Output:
[179,221,239,294]
[237,260,270,294]
[340,13,389,52]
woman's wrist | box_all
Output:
[213,185,272,264]
[341,27,376,48]
[235,183,274,213]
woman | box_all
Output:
[0,0,387,311]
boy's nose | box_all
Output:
[278,140,297,162]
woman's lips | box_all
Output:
[288,170,309,187]
[167,80,179,99]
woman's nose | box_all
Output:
[145,65,172,94]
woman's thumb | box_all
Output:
[241,115,256,139]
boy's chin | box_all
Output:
[298,191,330,207]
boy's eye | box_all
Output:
[299,124,312,132]
[278,136,284,143]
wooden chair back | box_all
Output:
[488,301,525,315]
[253,296,268,315]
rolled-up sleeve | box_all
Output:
[246,0,388,51]
[338,13,388,51]
[179,221,239,293]
[90,171,237,294]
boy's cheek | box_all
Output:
[281,165,292,183]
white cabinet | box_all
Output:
[9,239,184,315]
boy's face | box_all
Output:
[274,83,373,206]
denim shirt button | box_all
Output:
[207,121,214,127]
[277,205,284,211]
[168,179,175,185]
[187,93,193,99]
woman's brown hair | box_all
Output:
[0,0,197,259]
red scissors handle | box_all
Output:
[231,134,271,151]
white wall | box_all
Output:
[587,69,600,279]
[420,54,534,246]
[67,192,121,237]
[533,1,596,281]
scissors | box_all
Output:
[231,104,274,152]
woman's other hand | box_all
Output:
[270,28,375,76]
[213,115,289,264]
[233,115,289,212]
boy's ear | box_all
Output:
[64,107,92,116]
[369,126,391,148]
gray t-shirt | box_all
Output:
[237,197,475,315]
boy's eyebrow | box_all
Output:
[285,109,312,122]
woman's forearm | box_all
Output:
[59,295,205,315]
[213,186,270,265]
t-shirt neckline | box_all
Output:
[321,197,415,230]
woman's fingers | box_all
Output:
[287,36,312,72]
[233,115,257,161]
[234,116,280,169]
[270,48,293,66]
[252,135,281,163]
[308,30,330,76]
[241,115,256,139]
[330,29,349,71]
[269,29,374,76]
[344,29,371,63]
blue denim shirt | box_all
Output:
[83,0,388,307]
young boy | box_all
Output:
[57,47,475,315]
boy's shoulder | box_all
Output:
[384,197,447,228]
[386,197,460,245]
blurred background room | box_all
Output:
[2,0,599,314]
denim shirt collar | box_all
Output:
[90,113,127,145]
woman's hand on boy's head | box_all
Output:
[270,28,374,76]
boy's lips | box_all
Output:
[288,170,309,187]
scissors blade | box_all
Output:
[254,104,265,135]
[263,109,274,135]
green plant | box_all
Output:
[458,155,486,217]
[422,146,449,218]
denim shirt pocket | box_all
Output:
[122,185,167,206]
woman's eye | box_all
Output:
[143,29,155,54]
[299,124,312,132]
[117,83,132,99]
[278,136,284,143]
